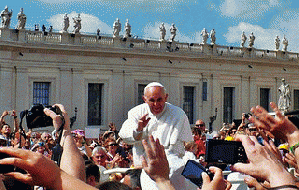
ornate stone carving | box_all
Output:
[16,8,26,30]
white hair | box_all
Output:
[143,82,166,95]
[92,146,105,157]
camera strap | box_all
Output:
[17,110,28,148]
[51,118,65,166]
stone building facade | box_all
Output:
[1,28,299,131]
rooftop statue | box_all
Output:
[73,14,81,34]
[62,13,69,33]
[241,31,247,47]
[278,78,291,113]
[159,23,166,42]
[124,19,131,38]
[169,23,177,42]
[210,29,216,44]
[1,6,13,29]
[16,8,26,30]
[201,28,209,44]
[113,18,121,38]
[248,32,255,48]
[275,35,280,50]
[282,36,288,52]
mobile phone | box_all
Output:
[181,160,213,187]
[205,139,247,164]
[0,152,15,173]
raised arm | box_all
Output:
[44,104,85,181]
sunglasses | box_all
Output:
[195,124,205,127]
[249,128,257,132]
[109,143,118,146]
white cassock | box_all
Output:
[119,102,193,190]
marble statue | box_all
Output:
[159,23,166,41]
[16,8,26,30]
[278,78,291,113]
[201,28,209,44]
[62,13,69,33]
[241,31,247,47]
[282,36,288,52]
[73,14,81,33]
[124,19,131,38]
[0,6,13,29]
[169,23,177,42]
[113,18,121,38]
[248,32,255,48]
[275,35,280,50]
[210,29,216,44]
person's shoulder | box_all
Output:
[128,103,148,115]
[166,102,186,115]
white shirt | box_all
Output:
[119,102,193,166]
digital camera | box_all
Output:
[181,160,213,187]
[205,139,247,164]
[25,104,61,129]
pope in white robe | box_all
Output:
[119,82,193,190]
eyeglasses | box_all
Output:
[195,124,205,127]
[249,128,257,132]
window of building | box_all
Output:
[88,83,103,125]
[260,88,270,111]
[294,90,299,110]
[33,82,50,106]
[137,84,147,105]
[202,81,207,101]
[183,86,195,124]
[223,87,235,124]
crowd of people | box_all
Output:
[0,82,299,190]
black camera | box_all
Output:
[205,139,247,164]
[0,152,14,173]
[25,104,61,129]
[244,113,252,119]
[182,160,214,187]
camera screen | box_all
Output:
[208,144,237,163]
[205,140,245,164]
[181,160,206,187]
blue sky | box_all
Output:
[3,0,299,52]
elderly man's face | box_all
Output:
[143,86,168,115]
[92,149,108,167]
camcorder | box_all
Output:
[182,139,247,187]
[24,104,62,129]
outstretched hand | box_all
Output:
[141,135,169,182]
[231,134,296,187]
[0,147,61,189]
[249,102,298,144]
[201,166,231,190]
[44,104,70,132]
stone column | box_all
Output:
[72,68,84,129]
[110,69,125,128]
[59,67,72,114]
[18,29,27,42]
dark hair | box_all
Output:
[125,169,142,189]
[97,181,132,190]
[85,162,100,183]
[192,127,202,136]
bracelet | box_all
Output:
[267,185,299,190]
[290,142,299,154]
